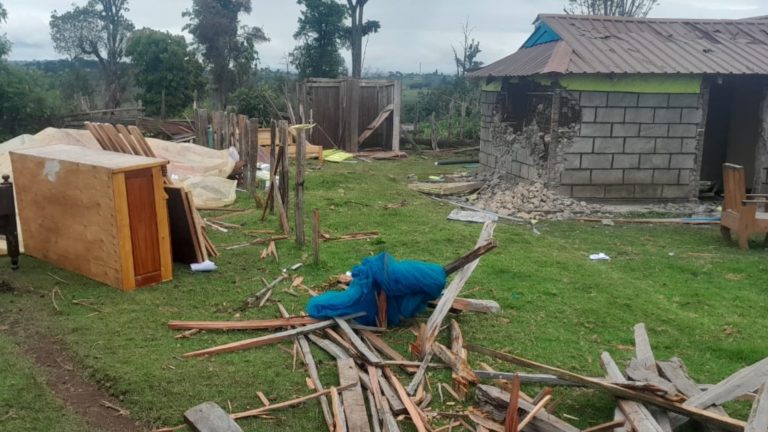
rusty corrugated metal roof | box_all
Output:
[470,14,768,77]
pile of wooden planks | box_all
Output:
[85,122,217,263]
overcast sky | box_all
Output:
[3,0,768,74]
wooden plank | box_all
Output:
[503,374,520,432]
[475,384,580,432]
[582,420,627,432]
[427,298,501,314]
[230,384,354,420]
[381,367,428,432]
[406,352,433,396]
[295,126,306,247]
[421,221,495,354]
[360,331,417,374]
[658,358,730,431]
[184,401,244,432]
[168,316,320,330]
[601,352,665,432]
[443,242,498,276]
[279,121,290,221]
[334,318,382,365]
[518,394,552,431]
[358,104,393,145]
[466,345,747,432]
[627,324,674,431]
[184,190,209,262]
[433,342,476,400]
[338,358,372,432]
[183,313,364,358]
[391,81,401,152]
[684,357,768,409]
[746,383,768,432]
[112,172,136,290]
[165,185,204,264]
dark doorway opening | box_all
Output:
[701,76,766,191]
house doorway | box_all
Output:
[700,76,766,191]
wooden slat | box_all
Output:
[657,357,730,430]
[685,357,768,409]
[746,383,768,432]
[475,384,580,432]
[169,316,320,330]
[183,313,364,358]
[334,318,382,365]
[361,331,418,374]
[338,358,372,432]
[601,352,665,432]
[381,367,428,432]
[466,345,747,432]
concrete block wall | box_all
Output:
[559,91,701,199]
[479,90,498,173]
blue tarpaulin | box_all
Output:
[306,253,447,326]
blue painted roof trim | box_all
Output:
[522,21,561,48]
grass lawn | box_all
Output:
[1,153,767,431]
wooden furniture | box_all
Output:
[0,174,19,269]
[720,163,768,250]
[10,145,172,290]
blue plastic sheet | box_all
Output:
[306,253,447,326]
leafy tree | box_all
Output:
[183,0,269,109]
[564,0,658,16]
[230,84,283,121]
[452,20,482,77]
[125,28,205,117]
[0,2,10,58]
[0,63,66,139]
[290,0,348,79]
[345,0,379,78]
[50,0,134,109]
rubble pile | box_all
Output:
[471,178,594,220]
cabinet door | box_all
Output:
[124,168,162,286]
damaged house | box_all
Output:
[471,14,768,200]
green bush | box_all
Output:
[0,62,65,140]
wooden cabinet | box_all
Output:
[10,145,172,291]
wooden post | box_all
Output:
[269,121,277,214]
[295,127,306,248]
[347,79,360,152]
[196,109,208,147]
[279,121,290,217]
[392,80,401,152]
[430,112,439,151]
[312,208,320,265]
[248,118,259,191]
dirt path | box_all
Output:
[1,287,147,432]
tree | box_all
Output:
[125,28,205,117]
[452,20,482,77]
[345,0,379,78]
[564,0,658,17]
[290,0,348,79]
[183,0,269,109]
[0,63,66,140]
[230,84,282,121]
[50,0,134,109]
[0,1,10,58]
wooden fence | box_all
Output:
[301,78,401,153]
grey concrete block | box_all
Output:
[566,137,594,153]
[668,94,700,108]
[669,124,697,137]
[625,108,654,123]
[613,154,640,169]
[681,138,698,153]
[605,185,636,198]
[561,169,591,185]
[581,92,608,106]
[624,169,654,184]
[670,154,696,169]
[580,123,612,137]
[556,185,573,197]
[572,185,605,198]
[591,169,624,184]
[511,161,522,176]
[640,124,669,137]
[640,154,670,169]
[608,92,639,107]
[662,185,691,198]
[656,138,682,153]
[638,93,669,107]
[635,184,663,198]
[596,107,625,123]
[654,108,682,123]
[625,137,655,153]
[594,137,624,153]
[681,108,703,124]
[479,152,488,166]
[612,123,640,137]
[564,154,581,169]
[581,107,596,123]
[653,169,680,184]
[581,154,613,169]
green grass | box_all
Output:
[1,155,767,430]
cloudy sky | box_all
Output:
[2,0,768,74]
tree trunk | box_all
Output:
[350,2,364,78]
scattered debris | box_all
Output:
[447,209,498,224]
[409,181,484,196]
[589,253,611,261]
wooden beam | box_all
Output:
[503,374,520,432]
[382,367,429,432]
[746,383,768,432]
[360,331,418,374]
[168,316,318,331]
[443,241,497,275]
[466,345,747,432]
[333,318,382,365]
[475,384,580,432]
[338,358,372,432]
[183,313,364,358]
[295,126,306,248]
[601,352,665,432]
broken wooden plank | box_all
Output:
[183,312,364,358]
[658,357,730,431]
[582,419,627,432]
[184,401,244,432]
[230,384,354,420]
[169,316,321,331]
[468,407,504,432]
[382,367,429,432]
[746,382,768,432]
[360,331,417,374]
[433,342,477,400]
[406,352,433,396]
[684,356,768,409]
[358,104,394,145]
[466,345,747,432]
[338,358,372,432]
[420,221,496,355]
[429,297,501,314]
[503,374,520,432]
[627,324,674,431]
[518,394,552,431]
[475,384,580,432]
[334,318,382,365]
[601,352,665,432]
